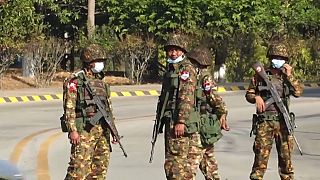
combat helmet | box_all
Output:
[267,42,289,60]
[164,34,189,53]
[80,44,107,63]
[187,46,213,66]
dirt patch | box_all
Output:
[0,69,132,90]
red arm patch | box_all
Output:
[67,79,77,93]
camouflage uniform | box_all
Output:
[187,47,228,180]
[163,58,199,180]
[161,34,199,180]
[63,44,113,180]
[245,42,303,180]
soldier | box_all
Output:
[186,46,229,180]
[158,33,200,179]
[62,44,116,180]
[245,42,303,180]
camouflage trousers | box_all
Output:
[164,131,220,180]
[187,133,220,180]
[164,131,190,180]
[65,125,111,180]
[250,120,294,180]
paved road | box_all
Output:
[0,88,319,180]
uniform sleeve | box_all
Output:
[245,75,258,104]
[64,77,78,132]
[202,75,228,117]
[285,74,303,97]
[177,64,197,124]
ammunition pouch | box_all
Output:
[250,114,258,137]
[170,73,179,89]
[199,114,222,145]
[184,111,201,134]
[59,114,86,133]
[60,115,68,133]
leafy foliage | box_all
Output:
[0,0,319,82]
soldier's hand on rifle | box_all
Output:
[219,114,230,131]
[255,95,265,113]
[175,123,185,137]
[69,131,80,145]
[282,64,292,76]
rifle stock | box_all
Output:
[252,62,303,155]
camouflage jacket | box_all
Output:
[168,58,227,125]
[245,66,303,106]
[199,68,228,118]
[63,70,114,132]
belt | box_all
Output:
[258,111,282,121]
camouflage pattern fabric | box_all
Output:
[245,68,303,104]
[196,68,227,180]
[245,65,303,180]
[177,59,198,124]
[64,70,112,180]
[164,129,191,180]
[163,58,199,180]
[250,120,294,180]
[164,33,189,53]
[267,43,289,59]
[186,134,221,180]
[201,69,228,117]
[81,44,107,63]
[199,145,220,180]
[65,125,110,180]
[186,133,203,179]
[187,46,213,66]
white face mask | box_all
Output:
[167,55,185,64]
[271,59,286,69]
[91,62,104,73]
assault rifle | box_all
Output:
[149,89,170,163]
[80,73,128,157]
[252,62,303,155]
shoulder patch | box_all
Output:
[67,79,78,93]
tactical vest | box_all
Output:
[61,71,111,133]
[257,70,290,112]
[196,69,222,145]
[75,73,110,121]
[163,59,201,134]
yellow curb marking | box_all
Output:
[217,87,226,92]
[110,92,118,97]
[121,91,132,96]
[56,94,63,99]
[8,97,19,103]
[149,90,159,96]
[32,95,41,101]
[9,128,57,164]
[21,96,30,102]
[37,132,63,180]
[230,86,240,91]
[0,98,5,103]
[134,91,145,96]
[44,95,54,101]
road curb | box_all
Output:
[0,83,318,104]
